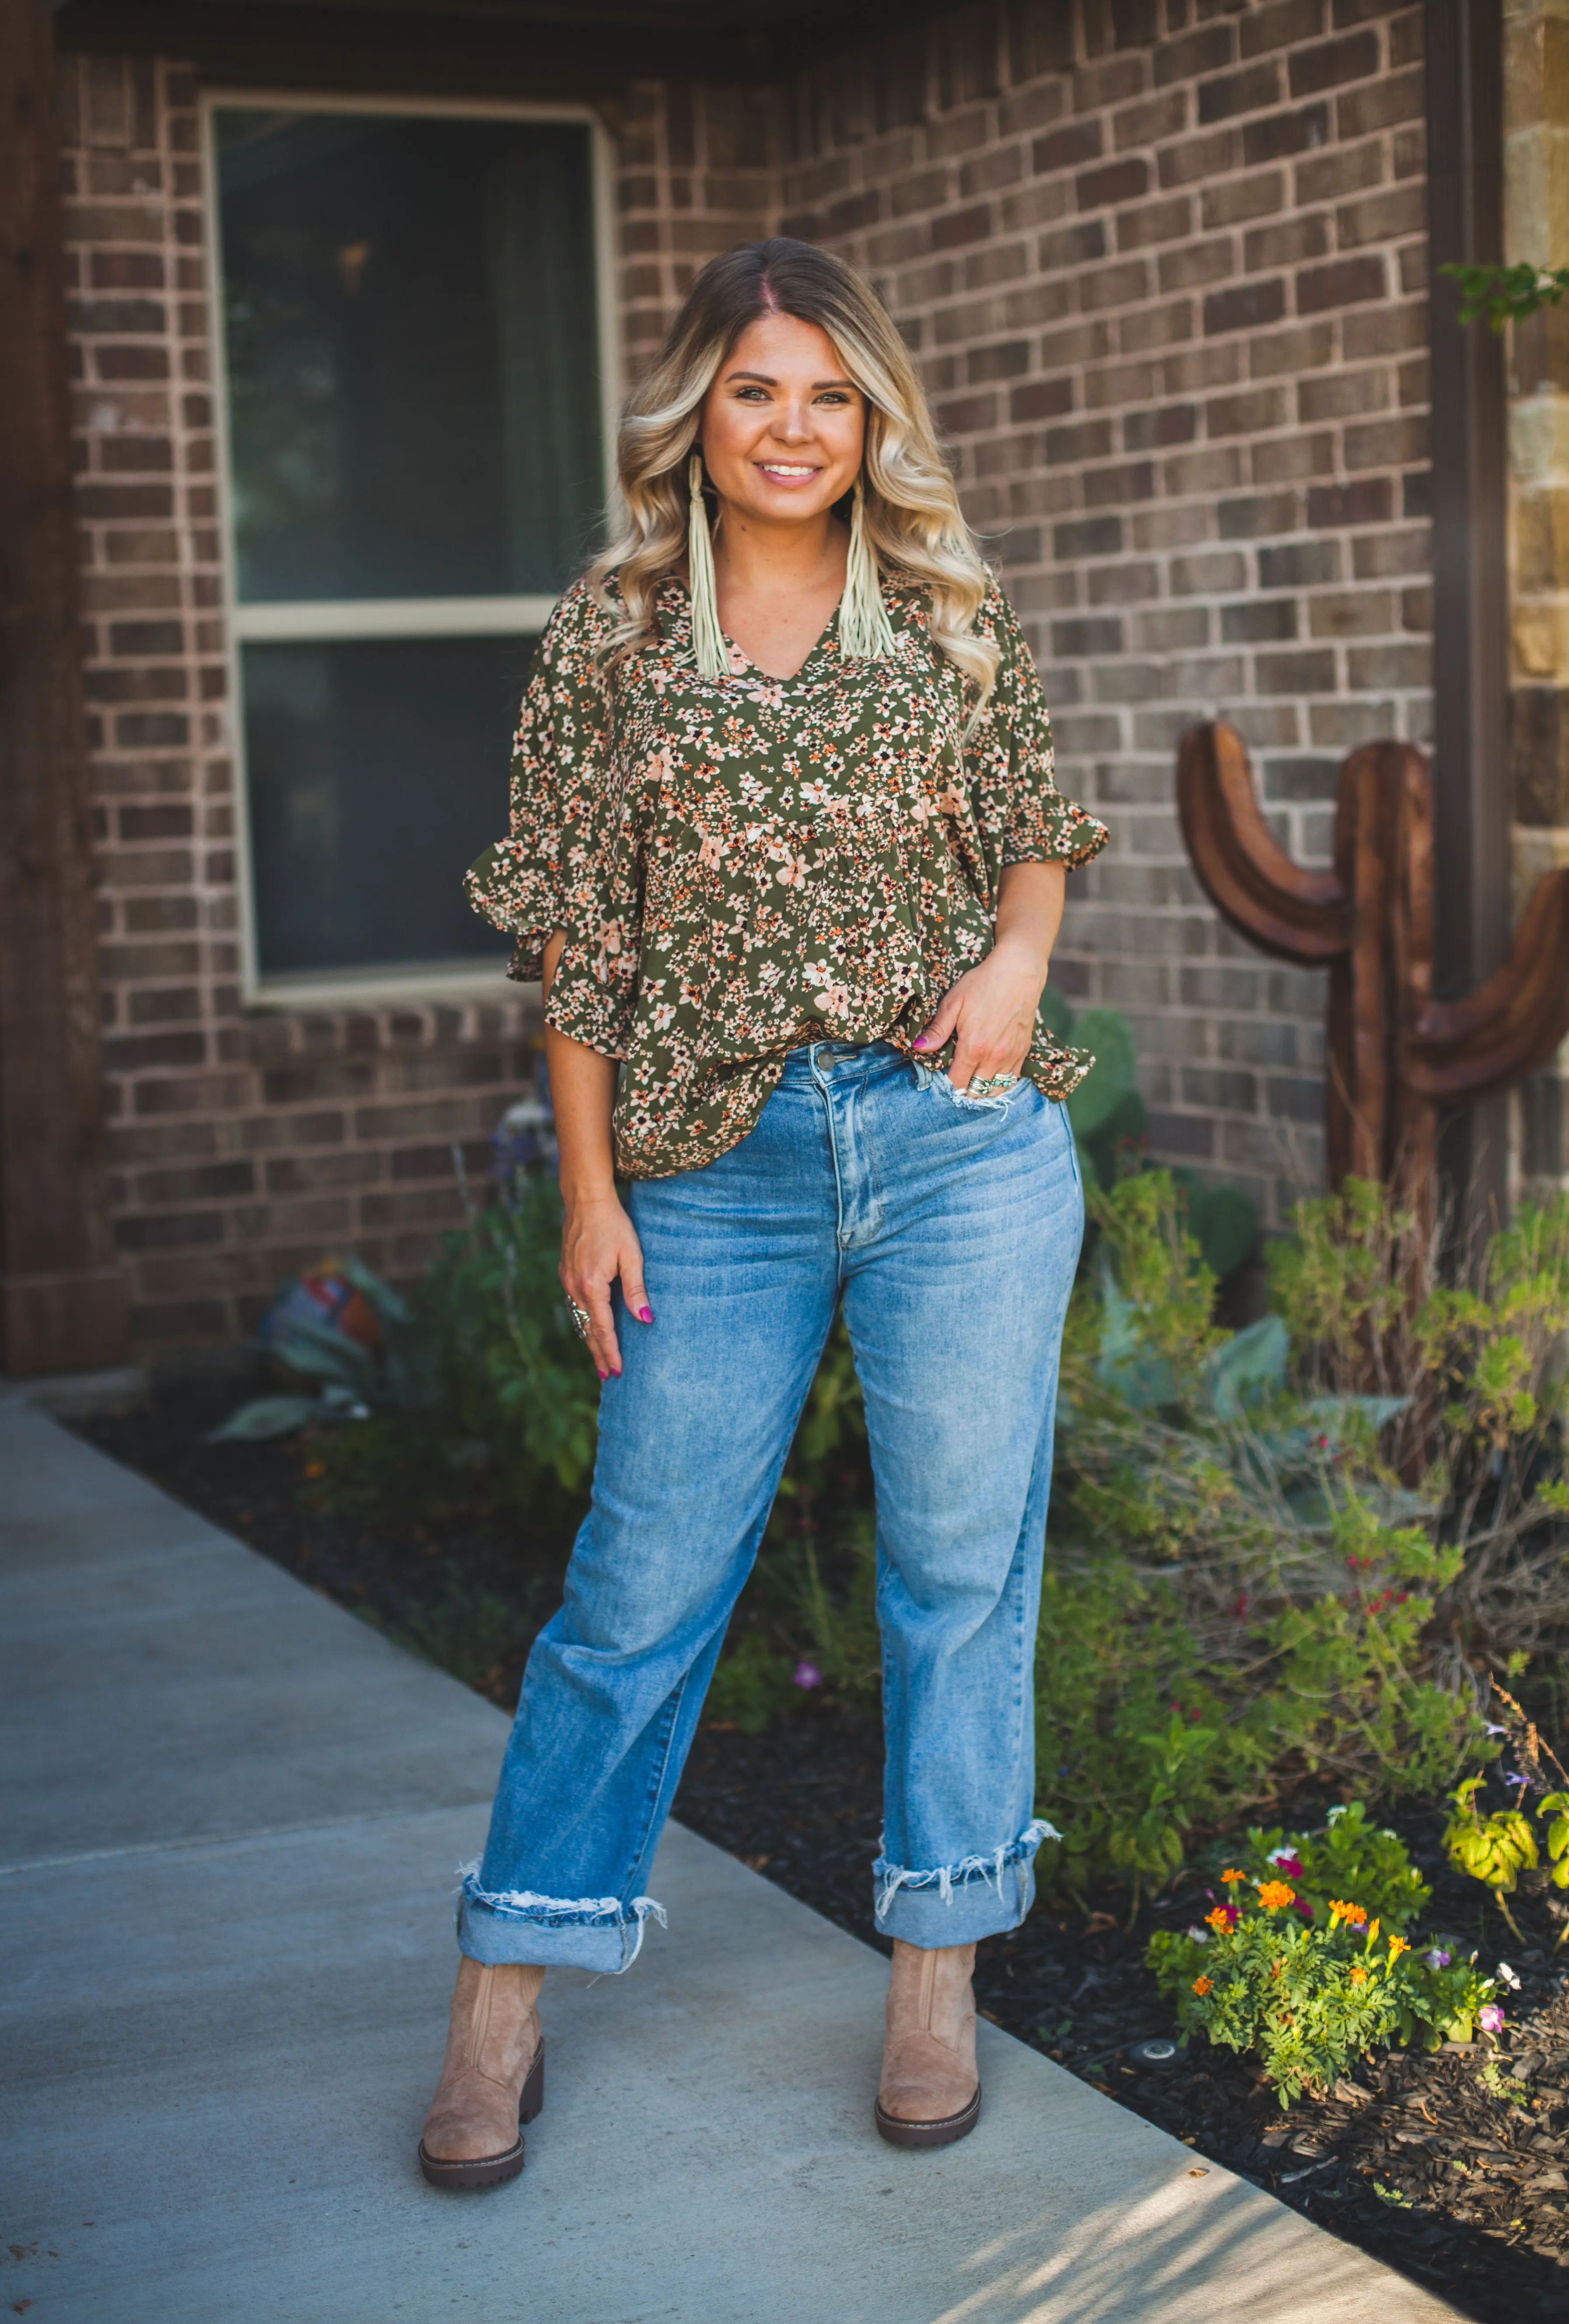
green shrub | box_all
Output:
[1149,1902,1496,2106]
[1233,1800,1431,1934]
[1036,1171,1489,1908]
[1147,1810,1497,2101]
[703,1632,807,1734]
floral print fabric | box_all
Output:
[465,571,1108,1180]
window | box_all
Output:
[206,97,614,1001]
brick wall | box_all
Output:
[777,0,1434,1225]
[616,79,781,374]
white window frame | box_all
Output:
[202,88,622,1010]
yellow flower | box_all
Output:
[1220,1868,1245,1885]
[1388,1935,1409,1960]
[1192,1975,1213,1996]
[1257,1880,1296,1910]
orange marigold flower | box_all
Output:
[1192,1975,1213,1996]
[1328,1898,1368,1930]
[1257,1880,1296,1910]
[1349,1964,1367,1985]
[1205,1906,1231,1934]
[1387,1935,1408,1959]
[1220,1868,1245,1885]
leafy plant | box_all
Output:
[1037,1171,1489,1906]
[1234,1801,1431,1934]
[1444,1775,1538,1940]
[1441,258,1569,332]
[210,1256,432,1442]
[704,1632,809,1734]
[1042,984,1259,1284]
[1147,1831,1499,2102]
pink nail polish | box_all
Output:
[597,1368,609,1381]
[638,1306,654,1324]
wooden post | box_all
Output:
[0,0,129,1374]
[1424,0,1512,1230]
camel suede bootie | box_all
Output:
[418,1958,546,2189]
[875,1939,980,2149]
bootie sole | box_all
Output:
[418,2040,544,2189]
[874,2081,981,2150]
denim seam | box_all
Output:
[856,1072,886,1244]
[806,1045,851,1272]
[622,1667,689,1917]
[1061,1100,1082,1188]
[872,1817,1061,1920]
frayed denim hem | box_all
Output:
[456,1863,668,1973]
[909,1057,1026,1114]
[872,1817,1060,1922]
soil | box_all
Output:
[77,1381,1569,2324]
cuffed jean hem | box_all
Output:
[872,1818,1059,1948]
[457,1866,667,1974]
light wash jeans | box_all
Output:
[459,1040,1084,1971]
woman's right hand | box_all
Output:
[560,1192,650,1380]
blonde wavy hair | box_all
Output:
[587,238,999,700]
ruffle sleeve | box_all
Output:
[464,580,614,982]
[964,581,1107,882]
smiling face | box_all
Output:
[697,311,867,528]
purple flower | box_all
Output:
[1504,1771,1529,1788]
[792,1660,823,1690]
[1479,2003,1506,2033]
[1426,1948,1451,1971]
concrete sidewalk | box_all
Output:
[0,1397,1460,2324]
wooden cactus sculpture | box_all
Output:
[1177,721,1569,1207]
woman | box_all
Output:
[418,238,1106,2189]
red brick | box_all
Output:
[1240,103,1330,163]
[931,204,993,250]
[1198,63,1284,124]
[1077,157,1149,207]
[1288,29,1380,95]
[1297,253,1386,312]
[1011,378,1075,421]
[1203,279,1287,334]
[1034,120,1103,174]
[1307,478,1394,526]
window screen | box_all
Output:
[213,106,604,983]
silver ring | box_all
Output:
[567,1299,592,1342]
[969,1071,1018,1093]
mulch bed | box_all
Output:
[77,1381,1569,2323]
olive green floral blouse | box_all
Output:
[465,571,1108,1180]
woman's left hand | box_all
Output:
[914,935,1047,1095]
[914,859,1065,1094]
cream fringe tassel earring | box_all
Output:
[687,453,729,680]
[841,474,896,663]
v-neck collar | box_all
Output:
[657,577,854,686]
